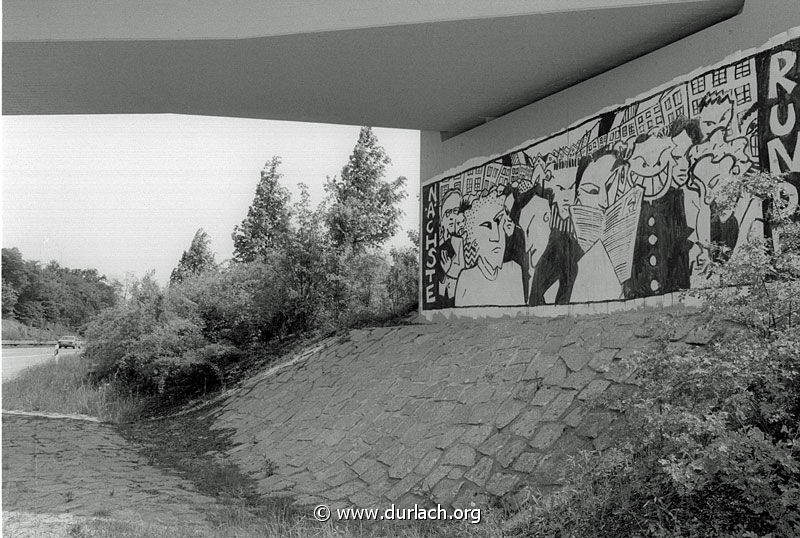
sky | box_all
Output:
[2,115,420,284]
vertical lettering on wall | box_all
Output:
[758,41,800,173]
[421,183,442,310]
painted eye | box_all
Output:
[479,221,492,229]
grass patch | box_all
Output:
[2,352,146,423]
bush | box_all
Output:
[83,273,222,402]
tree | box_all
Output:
[170,228,217,284]
[324,127,407,249]
[232,156,293,262]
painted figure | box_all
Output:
[438,190,466,306]
[619,132,693,298]
[686,93,762,270]
[570,150,631,302]
[530,166,584,305]
[454,189,523,306]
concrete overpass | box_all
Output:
[4,1,744,136]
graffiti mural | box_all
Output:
[422,30,800,311]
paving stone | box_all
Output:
[541,390,576,421]
[413,448,443,476]
[388,450,420,480]
[433,426,466,450]
[442,444,476,467]
[601,326,635,349]
[431,479,463,506]
[511,452,542,474]
[463,457,494,487]
[421,465,452,492]
[452,486,491,510]
[587,348,618,372]
[447,467,466,480]
[578,379,611,401]
[495,399,527,429]
[530,423,565,450]
[500,363,526,382]
[508,408,542,438]
[530,386,561,407]
[485,472,519,497]
[351,459,388,484]
[478,432,512,457]
[461,383,496,406]
[459,424,494,447]
[496,439,528,468]
[563,406,588,428]
[541,359,568,385]
[385,474,422,502]
[562,368,596,390]
[604,360,638,384]
[560,344,594,372]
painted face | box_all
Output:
[670,130,694,187]
[548,168,577,220]
[503,193,516,237]
[628,136,674,199]
[441,192,462,236]
[698,100,733,142]
[464,195,508,272]
[519,196,552,268]
[691,153,738,205]
[576,155,617,210]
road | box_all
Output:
[2,347,79,382]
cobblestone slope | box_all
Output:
[213,308,713,509]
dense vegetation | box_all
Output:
[512,172,800,537]
[80,127,418,407]
[1,247,117,335]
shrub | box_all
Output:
[83,273,221,401]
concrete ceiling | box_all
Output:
[4,0,745,135]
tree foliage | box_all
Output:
[232,156,293,262]
[324,127,407,249]
[170,228,216,285]
[77,133,418,411]
[1,248,117,331]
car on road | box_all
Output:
[57,336,81,349]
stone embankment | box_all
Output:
[213,307,715,509]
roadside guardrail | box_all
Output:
[2,340,59,347]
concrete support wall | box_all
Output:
[420,0,800,319]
